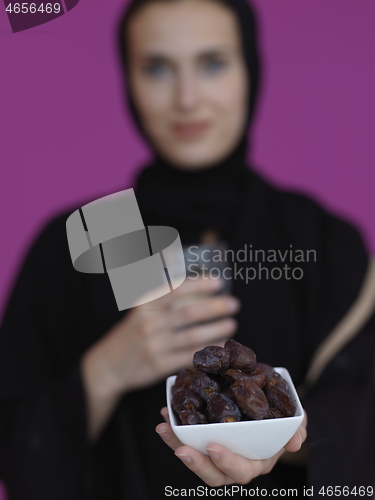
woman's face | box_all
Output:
[127,0,249,170]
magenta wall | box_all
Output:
[0,0,375,494]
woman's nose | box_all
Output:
[174,71,201,111]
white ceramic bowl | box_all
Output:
[166,367,304,460]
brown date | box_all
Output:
[190,372,220,403]
[206,393,242,423]
[256,363,276,377]
[230,378,269,420]
[222,368,250,386]
[247,363,276,389]
[265,408,285,419]
[171,389,202,413]
[193,346,231,374]
[225,339,256,372]
[172,368,198,395]
[179,409,207,425]
[220,388,233,399]
[264,373,295,417]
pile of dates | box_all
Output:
[171,340,295,425]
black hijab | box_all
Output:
[117,0,262,244]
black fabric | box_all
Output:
[134,139,249,245]
[0,170,374,499]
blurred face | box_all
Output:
[126,0,249,170]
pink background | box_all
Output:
[0,0,375,496]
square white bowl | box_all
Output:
[166,367,304,460]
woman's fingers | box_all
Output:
[156,408,303,488]
[284,429,302,453]
[156,407,307,489]
[206,444,281,485]
[160,406,170,424]
[156,347,201,376]
[132,279,239,340]
[156,411,248,486]
[168,277,224,302]
[174,445,231,487]
[155,422,185,451]
[174,443,282,487]
[168,295,241,330]
[138,277,224,312]
[284,410,308,453]
[168,318,237,351]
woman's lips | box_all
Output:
[172,121,210,139]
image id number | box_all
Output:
[6,3,61,14]
[318,486,373,496]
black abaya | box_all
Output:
[1,169,374,500]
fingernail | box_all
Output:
[175,453,191,464]
[156,426,171,441]
[227,298,240,312]
[207,448,220,459]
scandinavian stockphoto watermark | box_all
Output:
[185,244,317,283]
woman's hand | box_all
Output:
[82,277,240,440]
[156,407,308,487]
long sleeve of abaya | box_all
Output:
[0,218,92,500]
[298,207,375,491]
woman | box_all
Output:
[0,0,374,499]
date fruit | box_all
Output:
[225,339,256,372]
[172,389,202,413]
[207,393,242,423]
[193,346,231,374]
[265,408,285,419]
[190,372,220,403]
[179,409,207,425]
[172,368,198,395]
[230,378,269,420]
[222,368,250,385]
[248,363,275,389]
[264,373,295,417]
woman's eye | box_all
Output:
[143,61,171,78]
[202,58,228,74]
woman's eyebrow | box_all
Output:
[139,45,234,62]
[197,48,231,60]
[140,53,170,62]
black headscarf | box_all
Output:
[117,0,262,244]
